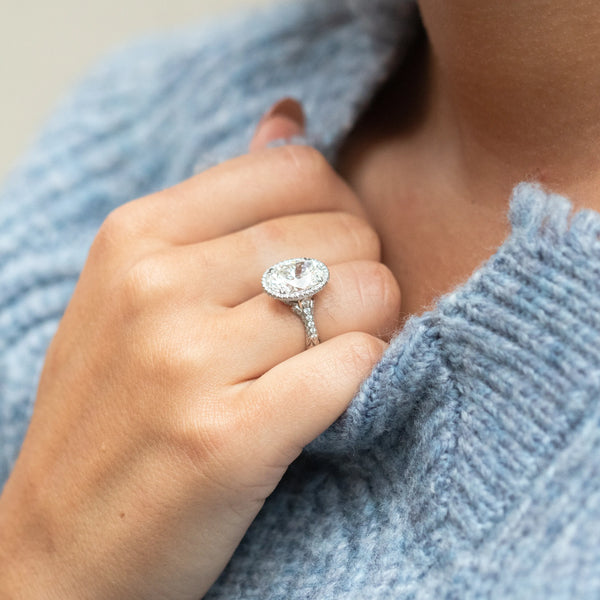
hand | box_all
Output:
[0,99,401,599]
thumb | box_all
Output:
[249,97,305,152]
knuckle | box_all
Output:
[342,332,386,373]
[252,218,287,247]
[94,205,138,249]
[361,262,401,314]
[89,205,145,268]
[275,144,331,185]
[336,212,381,260]
[265,145,363,216]
[118,255,171,311]
[89,212,122,261]
[193,243,221,275]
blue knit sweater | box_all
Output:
[2,0,600,597]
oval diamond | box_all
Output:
[261,258,329,302]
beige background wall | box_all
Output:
[1,0,274,180]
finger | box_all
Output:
[224,260,401,381]
[108,145,365,251]
[234,332,388,466]
[249,98,305,153]
[162,211,380,306]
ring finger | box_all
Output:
[220,259,401,382]
[164,211,381,306]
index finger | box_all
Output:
[115,145,367,246]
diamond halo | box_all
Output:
[261,257,329,303]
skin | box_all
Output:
[0,110,400,598]
[2,1,600,597]
[337,0,600,322]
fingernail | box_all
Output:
[258,97,305,129]
[250,97,306,152]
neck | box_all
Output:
[418,0,600,199]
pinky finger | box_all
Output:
[236,332,388,467]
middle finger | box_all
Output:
[165,211,381,306]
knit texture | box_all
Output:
[2,0,600,597]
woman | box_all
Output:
[1,0,599,597]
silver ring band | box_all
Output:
[289,298,319,347]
